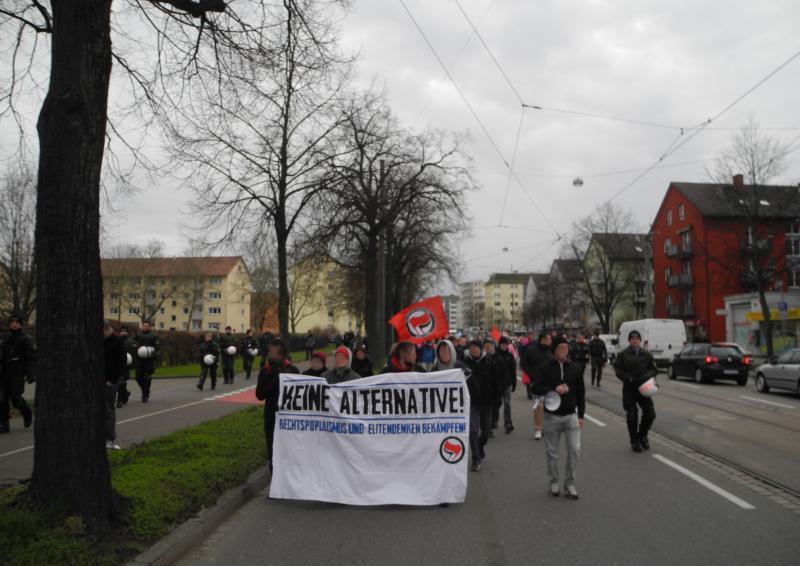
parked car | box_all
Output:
[669,342,751,385]
[598,334,619,361]
[754,348,800,394]
[618,319,687,367]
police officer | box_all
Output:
[588,330,607,387]
[219,326,237,384]
[197,332,221,391]
[613,330,658,452]
[240,329,258,380]
[117,326,135,408]
[133,320,159,403]
[0,315,34,433]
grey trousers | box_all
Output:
[543,412,581,488]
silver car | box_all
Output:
[755,348,800,394]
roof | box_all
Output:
[551,258,582,281]
[671,182,800,218]
[592,233,648,261]
[528,273,549,286]
[101,256,246,278]
[486,272,535,286]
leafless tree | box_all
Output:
[0,164,36,323]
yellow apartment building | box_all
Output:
[287,257,363,334]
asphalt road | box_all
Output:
[0,372,266,486]
[178,367,800,566]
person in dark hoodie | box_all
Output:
[521,332,553,440]
[533,338,585,499]
[255,338,299,474]
[436,339,481,472]
[462,339,497,471]
[483,339,504,434]
[351,344,373,377]
[303,351,328,377]
[495,336,518,434]
[381,341,426,373]
[324,347,361,384]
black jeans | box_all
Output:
[477,403,493,456]
[199,364,218,390]
[590,357,604,385]
[222,355,235,383]
[243,355,254,380]
[135,360,155,400]
[0,390,32,427]
[622,384,656,442]
[265,409,277,470]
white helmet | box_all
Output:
[639,377,658,397]
[126,353,133,367]
[137,346,153,359]
[248,348,259,357]
[226,346,237,355]
[203,354,216,366]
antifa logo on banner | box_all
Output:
[406,307,435,339]
[439,436,465,464]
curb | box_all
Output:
[126,466,270,566]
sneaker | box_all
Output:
[534,430,542,441]
[470,462,481,472]
[639,436,650,450]
[106,441,121,450]
[631,441,643,453]
[504,424,514,434]
[565,485,579,500]
[116,401,123,409]
[196,384,202,391]
[548,484,560,497]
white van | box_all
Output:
[617,319,686,368]
[598,334,619,360]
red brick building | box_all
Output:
[651,177,800,342]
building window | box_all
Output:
[209,323,220,331]
[182,322,188,330]
[183,307,189,314]
[110,292,119,299]
[128,307,140,314]
[160,293,166,300]
[789,269,800,288]
[160,278,166,285]
[681,231,691,247]
[666,210,673,226]
[128,292,140,300]
[110,307,119,314]
[664,267,671,282]
[159,308,165,314]
[209,291,221,299]
[159,322,164,329]
[787,238,800,256]
[665,295,672,308]
[663,238,671,254]
[788,222,800,235]
[209,307,221,314]
[210,277,223,285]
[171,300,177,307]
[678,204,685,221]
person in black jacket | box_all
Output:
[240,329,258,380]
[103,321,126,450]
[613,330,658,452]
[521,332,552,440]
[381,342,426,373]
[495,336,517,434]
[0,315,34,433]
[571,335,590,379]
[197,332,221,391]
[351,344,373,377]
[482,339,504,433]
[133,320,159,403]
[462,340,497,471]
[533,339,585,499]
[117,326,135,408]
[255,337,299,474]
[303,351,328,377]
[588,330,607,387]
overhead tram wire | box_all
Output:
[399,0,560,236]
[499,107,525,226]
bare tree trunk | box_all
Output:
[30,0,113,531]
[276,221,289,338]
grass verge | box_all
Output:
[0,406,266,565]
[153,343,333,378]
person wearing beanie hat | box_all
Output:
[351,344,373,377]
[304,351,328,377]
[324,346,361,384]
[613,330,658,452]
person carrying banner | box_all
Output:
[381,342,426,373]
[303,351,328,377]
[495,336,517,434]
[521,332,552,440]
[324,347,361,384]
[134,320,159,403]
[613,330,658,452]
[240,329,258,380]
[197,332,221,391]
[462,339,497,470]
[588,330,607,387]
[351,344,373,377]
[533,338,585,499]
[255,338,299,474]
[435,339,479,473]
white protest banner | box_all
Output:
[270,369,470,506]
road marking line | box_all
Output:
[583,414,606,427]
[653,454,755,510]
[117,399,213,425]
[739,395,796,409]
[674,382,701,390]
[0,445,33,459]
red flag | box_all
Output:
[388,296,449,344]
[490,325,502,344]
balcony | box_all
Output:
[740,238,771,257]
[667,273,693,288]
[665,242,693,259]
[668,304,695,318]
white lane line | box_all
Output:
[583,414,607,427]
[0,445,33,459]
[653,454,755,510]
[674,382,701,390]
[739,395,796,409]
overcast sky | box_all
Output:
[2,0,800,288]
